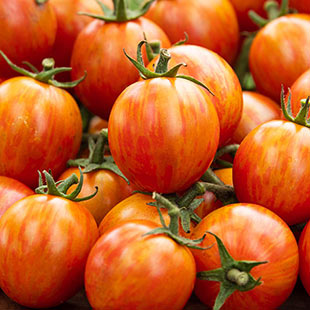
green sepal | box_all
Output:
[78,0,155,22]
[35,0,48,4]
[197,231,268,310]
[0,50,86,88]
[201,168,225,185]
[173,32,189,46]
[35,167,98,202]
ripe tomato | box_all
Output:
[49,0,107,81]
[85,220,196,310]
[147,45,243,146]
[71,17,170,120]
[58,167,134,225]
[191,203,299,310]
[0,0,57,81]
[145,0,240,64]
[249,14,310,102]
[0,176,33,219]
[0,77,82,188]
[299,221,310,295]
[88,116,109,134]
[233,119,310,225]
[0,194,99,308]
[108,77,220,193]
[231,91,281,144]
[290,0,310,13]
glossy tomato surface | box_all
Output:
[0,176,33,219]
[232,91,281,144]
[0,0,57,81]
[85,220,196,310]
[108,77,220,193]
[147,45,243,146]
[233,120,310,225]
[145,0,239,64]
[58,167,133,225]
[0,194,99,308]
[0,77,82,188]
[249,14,310,102]
[71,17,170,120]
[191,203,299,309]
[299,221,310,296]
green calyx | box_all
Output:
[67,129,129,183]
[211,144,239,169]
[0,50,86,88]
[35,0,48,4]
[78,0,155,22]
[124,40,214,95]
[197,232,268,310]
[35,167,98,202]
[281,86,310,128]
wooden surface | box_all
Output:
[0,280,309,309]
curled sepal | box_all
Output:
[0,50,86,88]
[281,86,310,127]
[125,40,214,95]
[35,167,98,202]
[197,232,268,310]
[173,32,189,47]
[78,0,156,22]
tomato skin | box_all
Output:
[145,0,239,64]
[58,167,134,225]
[71,17,170,120]
[108,77,220,193]
[0,176,33,219]
[191,203,299,310]
[233,120,310,225]
[0,0,57,81]
[147,45,243,146]
[0,77,82,188]
[0,194,99,308]
[85,220,196,310]
[249,14,310,102]
[290,0,310,13]
[231,91,281,144]
[88,116,109,134]
[299,221,310,295]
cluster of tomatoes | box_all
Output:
[0,0,310,309]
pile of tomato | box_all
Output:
[0,0,310,309]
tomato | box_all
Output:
[0,77,82,188]
[191,203,299,309]
[108,77,220,193]
[98,193,193,237]
[287,69,310,117]
[145,0,240,64]
[299,220,310,295]
[231,91,281,144]
[233,119,310,225]
[49,0,107,81]
[0,176,33,219]
[147,45,243,146]
[58,167,133,225]
[249,14,310,102]
[0,0,57,81]
[289,0,310,13]
[85,220,196,310]
[0,194,99,308]
[71,17,170,120]
[88,116,109,134]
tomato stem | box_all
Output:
[201,168,225,185]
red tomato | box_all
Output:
[0,194,99,308]
[191,203,299,309]
[0,0,57,81]
[231,91,281,144]
[233,119,310,225]
[0,176,33,219]
[147,45,243,146]
[249,14,310,102]
[290,0,310,13]
[299,221,310,295]
[145,0,240,64]
[98,193,192,237]
[49,0,107,81]
[85,220,196,310]
[58,167,134,225]
[108,77,220,193]
[71,17,170,120]
[0,77,82,188]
